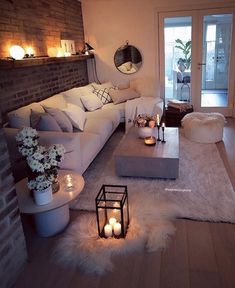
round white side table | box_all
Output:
[16,170,84,237]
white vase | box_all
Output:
[33,186,53,206]
[138,127,153,139]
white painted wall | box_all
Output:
[81,0,235,90]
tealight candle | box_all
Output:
[104,224,113,237]
[65,174,73,190]
[109,217,117,227]
[113,222,122,236]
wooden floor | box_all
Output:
[14,118,235,288]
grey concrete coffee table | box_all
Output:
[114,127,179,179]
[16,170,84,237]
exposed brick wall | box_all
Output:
[0,112,27,288]
[0,0,85,58]
[0,59,88,121]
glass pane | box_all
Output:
[164,16,192,103]
[201,14,233,107]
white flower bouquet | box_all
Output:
[16,127,65,191]
[133,114,158,128]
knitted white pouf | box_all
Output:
[181,112,226,143]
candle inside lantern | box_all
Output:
[113,222,122,236]
[162,122,165,128]
[109,217,117,227]
[104,224,113,237]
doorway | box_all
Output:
[159,8,235,116]
[201,13,232,107]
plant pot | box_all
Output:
[33,186,53,206]
[138,127,153,139]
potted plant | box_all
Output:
[16,127,65,205]
[175,39,192,71]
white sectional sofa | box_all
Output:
[4,80,163,180]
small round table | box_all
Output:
[16,170,84,237]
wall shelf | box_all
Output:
[0,54,94,69]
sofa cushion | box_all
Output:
[62,88,84,110]
[62,103,86,131]
[79,132,101,172]
[86,109,120,130]
[30,110,62,132]
[83,118,113,144]
[102,102,125,122]
[8,102,44,128]
[43,107,73,132]
[93,87,114,104]
[91,81,114,90]
[62,87,92,110]
[39,93,67,110]
[109,87,140,104]
[80,94,103,111]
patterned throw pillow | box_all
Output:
[93,87,115,104]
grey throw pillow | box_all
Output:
[43,106,73,132]
[30,110,62,132]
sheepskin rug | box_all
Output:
[53,195,177,275]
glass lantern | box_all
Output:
[95,185,129,238]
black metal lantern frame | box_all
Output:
[95,185,129,238]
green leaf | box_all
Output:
[175,45,184,51]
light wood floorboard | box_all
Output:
[14,118,235,288]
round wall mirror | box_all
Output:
[114,43,142,74]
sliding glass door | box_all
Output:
[159,7,235,116]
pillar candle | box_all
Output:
[109,217,117,227]
[104,224,112,237]
[113,222,122,236]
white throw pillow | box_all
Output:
[62,88,85,110]
[62,103,86,131]
[80,94,103,111]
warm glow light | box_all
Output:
[26,47,34,56]
[64,52,71,57]
[47,47,58,57]
[9,45,25,60]
[56,48,64,57]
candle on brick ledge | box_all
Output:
[9,45,25,60]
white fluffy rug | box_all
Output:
[54,128,235,274]
[72,129,235,222]
[53,196,177,275]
